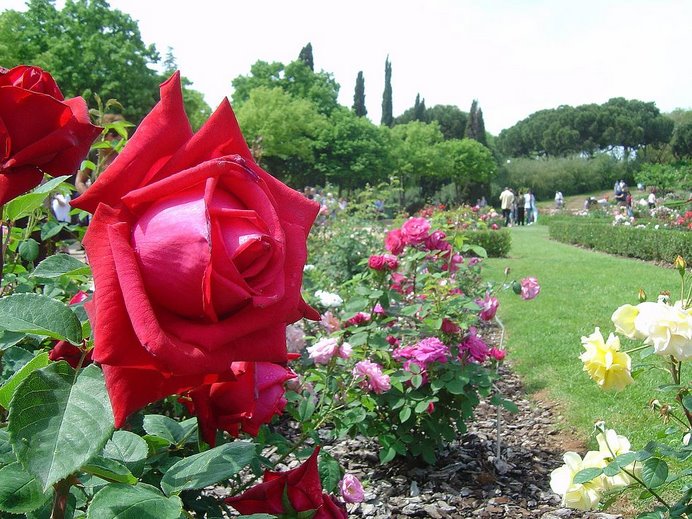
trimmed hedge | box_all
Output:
[463,229,512,257]
[549,221,692,263]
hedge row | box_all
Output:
[549,221,692,263]
[463,229,512,257]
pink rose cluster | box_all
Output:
[344,311,371,328]
[394,337,450,374]
[307,338,352,365]
[385,217,454,255]
[353,360,390,394]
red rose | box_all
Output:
[48,291,93,368]
[0,65,100,204]
[72,73,319,426]
[182,361,295,446]
[226,448,346,518]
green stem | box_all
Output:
[493,315,506,459]
[622,343,654,355]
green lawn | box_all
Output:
[484,225,684,451]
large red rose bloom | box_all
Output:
[73,73,319,426]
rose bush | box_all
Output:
[0,65,100,204]
[71,72,320,426]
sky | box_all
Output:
[4,0,692,134]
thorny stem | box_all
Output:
[50,478,72,519]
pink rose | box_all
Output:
[468,257,481,267]
[320,311,341,333]
[477,292,499,321]
[373,303,385,316]
[442,252,464,273]
[520,277,541,300]
[353,360,390,394]
[384,228,405,255]
[394,337,449,373]
[401,217,431,245]
[368,254,398,271]
[307,338,341,364]
[491,223,499,230]
[339,474,365,504]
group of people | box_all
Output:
[499,187,537,227]
[302,187,348,220]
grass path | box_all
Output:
[483,225,683,451]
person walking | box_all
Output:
[499,187,514,226]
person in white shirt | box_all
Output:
[499,187,514,226]
[648,191,656,209]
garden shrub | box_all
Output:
[549,220,692,263]
[462,229,512,257]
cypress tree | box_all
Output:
[381,56,393,127]
[465,99,487,146]
[413,93,427,121]
[298,43,314,71]
[353,71,367,117]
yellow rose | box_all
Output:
[611,304,641,339]
[550,451,606,510]
[636,302,692,361]
[580,328,634,391]
[596,429,638,488]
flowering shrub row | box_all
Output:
[549,220,692,263]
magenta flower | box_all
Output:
[425,230,450,251]
[339,474,365,504]
[368,254,398,271]
[459,327,490,363]
[373,303,386,316]
[401,217,431,245]
[520,277,541,300]
[441,318,461,334]
[384,228,405,255]
[353,360,390,394]
[442,252,464,273]
[477,292,499,321]
[345,312,371,327]
[394,337,450,373]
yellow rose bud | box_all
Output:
[675,255,686,276]
[638,288,647,302]
[580,328,634,391]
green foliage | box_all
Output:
[437,138,495,199]
[501,155,625,200]
[381,56,393,127]
[396,104,468,141]
[549,220,692,263]
[235,86,327,185]
[465,99,487,147]
[499,98,674,159]
[352,70,367,117]
[635,163,691,192]
[671,122,692,159]
[315,108,390,191]
[298,42,314,71]
[232,58,340,116]
[463,229,511,257]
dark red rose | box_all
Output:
[226,448,347,518]
[182,361,295,446]
[0,65,63,98]
[0,65,100,204]
[71,73,319,427]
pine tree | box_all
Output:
[353,71,367,117]
[381,56,393,127]
[298,42,314,71]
